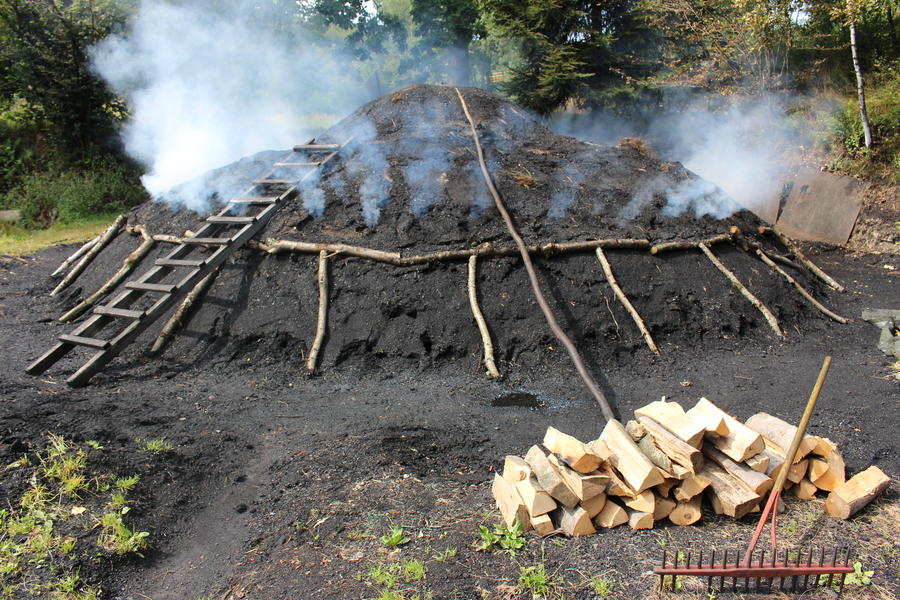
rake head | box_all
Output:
[655,546,854,595]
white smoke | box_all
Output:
[90,0,373,212]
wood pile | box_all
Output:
[492,398,890,536]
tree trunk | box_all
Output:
[850,22,873,149]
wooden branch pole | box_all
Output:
[755,249,848,323]
[150,269,219,353]
[760,227,844,291]
[51,215,126,296]
[467,255,500,377]
[650,233,732,255]
[698,242,784,338]
[455,87,615,423]
[595,247,659,354]
[59,226,155,323]
[52,235,100,277]
[306,250,329,372]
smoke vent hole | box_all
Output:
[491,391,543,409]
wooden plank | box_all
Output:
[180,237,232,245]
[593,500,628,528]
[687,398,764,462]
[668,497,702,525]
[824,466,890,519]
[700,462,760,519]
[205,215,256,224]
[543,426,603,473]
[58,334,110,349]
[492,473,531,529]
[598,419,665,493]
[125,281,176,293]
[547,454,608,501]
[637,415,704,472]
[703,446,773,495]
[93,306,144,319]
[553,505,595,536]
[635,400,706,447]
[745,413,818,463]
[523,445,579,508]
[156,258,205,268]
[515,476,557,517]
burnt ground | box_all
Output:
[1,85,899,599]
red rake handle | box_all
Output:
[742,356,832,567]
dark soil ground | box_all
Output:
[1,86,898,600]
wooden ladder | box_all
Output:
[27,140,347,387]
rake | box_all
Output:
[654,356,856,595]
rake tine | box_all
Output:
[732,549,738,592]
[838,546,851,595]
[826,546,838,589]
[720,549,726,590]
[818,545,827,588]
[801,546,812,590]
[757,549,765,592]
[779,548,788,591]
[708,549,715,591]
[660,550,667,591]
[768,544,776,593]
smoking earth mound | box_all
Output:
[48,85,836,380]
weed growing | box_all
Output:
[135,438,174,454]
[476,519,526,555]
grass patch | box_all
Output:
[0,215,118,256]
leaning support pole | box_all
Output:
[150,269,219,354]
[760,226,844,292]
[595,248,659,355]
[456,87,615,422]
[698,242,785,338]
[306,250,329,372]
[467,255,501,377]
[51,215,126,296]
[59,226,155,323]
[755,249,849,324]
[52,235,100,278]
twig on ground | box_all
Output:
[306,250,329,372]
[467,255,501,377]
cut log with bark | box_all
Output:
[52,235,100,277]
[625,419,646,441]
[745,413,818,463]
[687,398,764,462]
[150,269,219,354]
[467,255,501,377]
[634,400,706,447]
[306,250,330,372]
[653,495,677,521]
[543,426,603,474]
[627,509,654,530]
[580,493,607,519]
[701,462,760,519]
[503,455,530,482]
[598,419,665,492]
[668,497,702,526]
[637,436,674,473]
[595,247,659,354]
[553,505,596,536]
[636,416,704,472]
[756,249,848,323]
[515,476,557,517]
[593,500,628,528]
[760,226,845,292]
[546,454,608,501]
[51,215,126,297]
[673,473,711,502]
[824,466,890,519]
[492,473,531,529]
[702,446,773,496]
[523,445,579,508]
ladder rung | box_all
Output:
[94,306,144,319]
[293,143,340,151]
[253,178,295,185]
[156,258,205,267]
[229,197,277,205]
[181,237,232,245]
[273,161,320,167]
[125,281,176,293]
[59,334,110,349]
[206,215,256,224]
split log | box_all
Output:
[595,247,659,354]
[467,255,501,377]
[59,226,156,322]
[602,465,637,498]
[745,413,818,463]
[760,226,844,291]
[808,457,841,491]
[456,88,614,421]
[502,456,531,482]
[492,473,531,529]
[530,513,554,536]
[52,234,99,277]
[543,426,602,473]
[553,505,596,536]
[623,490,655,513]
[306,250,329,372]
[701,462,760,519]
[593,500,628,528]
[625,419,646,441]
[673,473,712,502]
[788,459,809,484]
[668,497,702,526]
[634,400,706,447]
[655,478,678,498]
[654,495,677,521]
[627,509,654,530]
[515,476,557,517]
[745,453,770,473]
[637,436,674,473]
[793,478,818,500]
[808,438,845,491]
[580,493,608,519]
[598,419,665,492]
[51,215,126,296]
[702,446,773,495]
[687,398,764,462]
[650,233,733,254]
[150,269,219,353]
[523,445,579,508]
[824,466,890,519]
[636,416,703,472]
[546,454,608,501]
[756,249,848,323]
[698,242,784,337]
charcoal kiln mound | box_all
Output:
[43,85,844,381]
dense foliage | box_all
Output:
[0,0,897,227]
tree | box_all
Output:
[410,0,485,85]
[831,0,874,148]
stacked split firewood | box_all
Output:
[492,398,890,536]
